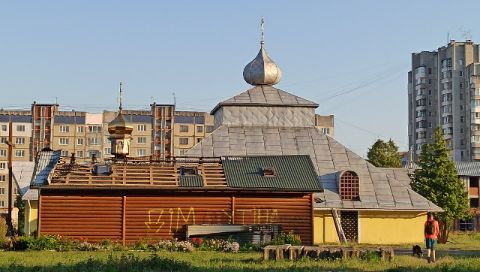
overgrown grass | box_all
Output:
[0,251,479,271]
[436,232,480,250]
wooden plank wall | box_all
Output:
[40,196,123,242]
[39,192,312,245]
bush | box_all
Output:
[270,231,302,245]
[0,217,7,244]
[153,239,194,252]
[193,238,239,253]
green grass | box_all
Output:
[0,251,479,272]
[0,232,479,271]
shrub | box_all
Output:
[0,217,8,244]
[270,231,302,245]
[153,239,194,252]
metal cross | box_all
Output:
[260,17,265,45]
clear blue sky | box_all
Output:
[1,1,480,156]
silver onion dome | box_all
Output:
[243,42,282,86]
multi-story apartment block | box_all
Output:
[315,114,335,138]
[0,112,31,212]
[174,111,215,156]
[408,40,480,161]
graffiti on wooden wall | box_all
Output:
[144,207,278,234]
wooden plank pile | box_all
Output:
[263,245,394,262]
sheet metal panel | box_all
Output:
[39,192,312,245]
[40,195,123,242]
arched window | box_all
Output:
[339,171,359,200]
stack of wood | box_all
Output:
[263,245,394,262]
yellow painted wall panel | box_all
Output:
[359,211,426,244]
[25,200,38,236]
[313,211,340,244]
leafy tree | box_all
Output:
[411,128,470,243]
[367,139,402,167]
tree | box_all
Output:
[366,139,402,167]
[411,128,470,243]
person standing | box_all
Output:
[424,212,440,263]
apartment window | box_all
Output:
[0,150,6,157]
[88,125,102,133]
[321,128,330,134]
[76,150,84,158]
[0,137,6,144]
[0,163,5,170]
[460,83,464,89]
[428,89,432,95]
[459,71,463,77]
[461,140,465,146]
[460,93,464,100]
[179,138,189,145]
[0,201,4,207]
[16,125,25,132]
[0,188,4,194]
[60,125,70,133]
[59,138,69,145]
[460,105,464,111]
[137,149,146,156]
[472,136,480,143]
[428,79,432,84]
[88,137,99,145]
[15,150,24,157]
[460,116,464,123]
[77,138,84,145]
[137,124,147,132]
[61,150,69,157]
[0,175,5,181]
[137,137,147,144]
[15,137,25,145]
[104,147,111,154]
[196,126,203,133]
[1,125,6,132]
[77,126,84,133]
[206,125,214,133]
[197,138,202,143]
[180,125,189,133]
[87,150,101,158]
[428,68,432,74]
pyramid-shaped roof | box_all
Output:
[186,126,442,212]
[211,85,319,114]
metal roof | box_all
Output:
[54,115,86,124]
[455,161,480,176]
[186,126,442,212]
[12,161,35,199]
[179,175,204,187]
[211,85,319,114]
[31,150,61,186]
[222,155,321,191]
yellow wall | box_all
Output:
[25,200,38,236]
[359,211,426,244]
[313,211,340,244]
[314,210,426,245]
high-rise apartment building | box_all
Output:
[408,40,480,161]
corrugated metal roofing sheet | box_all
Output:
[179,175,204,187]
[222,155,322,191]
[455,161,480,176]
[31,150,61,186]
